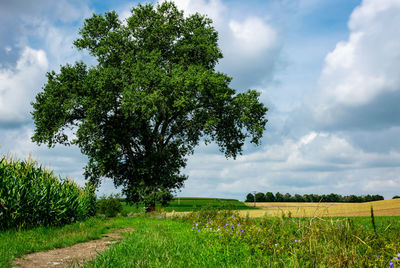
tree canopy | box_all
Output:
[244,192,384,203]
[31,2,268,208]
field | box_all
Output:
[2,198,400,267]
[3,210,400,267]
[121,197,257,214]
[242,199,400,217]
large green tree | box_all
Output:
[31,2,268,209]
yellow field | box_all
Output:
[241,199,400,217]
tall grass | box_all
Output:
[0,156,96,230]
[87,212,400,267]
[0,217,110,267]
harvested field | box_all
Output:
[241,199,400,217]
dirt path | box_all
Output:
[13,228,134,268]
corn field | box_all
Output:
[0,156,96,230]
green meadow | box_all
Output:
[2,204,400,267]
[120,197,258,214]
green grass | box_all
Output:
[86,216,274,267]
[85,213,400,267]
[3,212,400,267]
[121,197,258,214]
[0,217,118,267]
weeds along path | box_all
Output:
[13,228,134,268]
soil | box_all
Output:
[12,228,134,268]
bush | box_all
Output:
[393,195,400,199]
[97,194,123,217]
[0,156,97,230]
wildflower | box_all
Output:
[389,261,394,268]
[240,229,244,233]
[274,243,278,247]
[377,254,381,257]
[258,228,261,231]
[261,242,264,245]
[192,227,195,229]
[195,223,198,227]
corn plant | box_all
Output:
[0,156,96,230]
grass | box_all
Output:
[121,197,257,214]
[3,201,400,267]
[86,217,217,267]
[243,199,400,217]
[0,217,120,267]
[85,212,400,267]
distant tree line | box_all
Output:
[245,192,385,203]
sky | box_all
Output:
[1,0,400,200]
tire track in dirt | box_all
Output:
[13,228,134,268]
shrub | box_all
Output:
[0,156,97,230]
[97,194,123,217]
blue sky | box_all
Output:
[1,0,400,200]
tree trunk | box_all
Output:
[145,204,156,213]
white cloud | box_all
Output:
[156,0,281,89]
[165,0,226,25]
[220,16,281,89]
[0,47,48,124]
[37,22,85,66]
[314,0,400,127]
[3,0,399,201]
[229,17,277,56]
[181,130,400,199]
[363,177,400,192]
[0,125,88,186]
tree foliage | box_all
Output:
[255,192,266,202]
[244,192,384,203]
[245,193,254,202]
[31,2,268,208]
